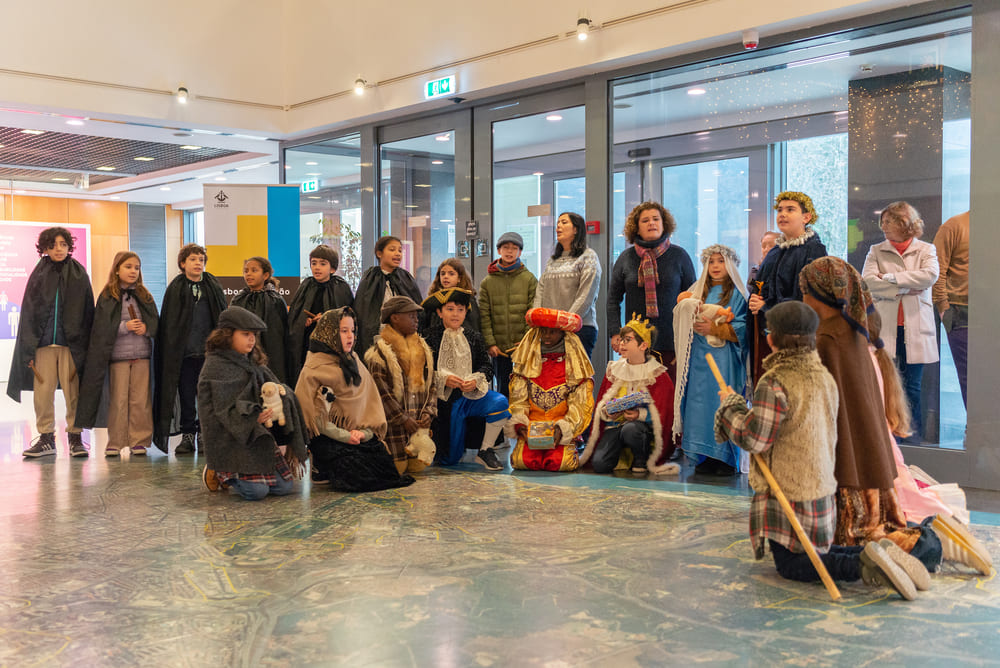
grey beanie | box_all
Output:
[218,306,267,332]
[766,301,819,338]
[496,231,524,250]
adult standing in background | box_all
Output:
[862,202,939,443]
[534,212,602,357]
[608,201,695,373]
[933,211,969,408]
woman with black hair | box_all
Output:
[533,212,602,357]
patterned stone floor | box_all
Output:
[1,427,999,667]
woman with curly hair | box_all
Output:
[608,202,696,371]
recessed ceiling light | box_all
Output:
[96,166,115,171]
[431,160,444,165]
[51,177,70,182]
[307,196,321,199]
[22,129,45,135]
[306,172,321,176]
[285,165,292,169]
[404,205,419,208]
[305,161,318,166]
[546,114,563,121]
[687,88,707,95]
[214,177,227,181]
[532,172,544,176]
[179,145,201,150]
[66,119,85,126]
[435,134,450,142]
[110,196,120,200]
[134,156,154,161]
[159,186,171,191]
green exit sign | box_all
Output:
[425,75,456,100]
[301,179,319,193]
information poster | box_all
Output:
[0,222,91,380]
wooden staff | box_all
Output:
[706,352,842,602]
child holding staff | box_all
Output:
[77,251,159,456]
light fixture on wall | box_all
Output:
[354,77,367,95]
[577,14,592,40]
[176,85,189,103]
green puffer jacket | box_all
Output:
[478,260,538,352]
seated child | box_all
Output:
[581,315,679,475]
[200,307,309,501]
[423,288,510,471]
[294,307,414,492]
[507,308,594,471]
[714,300,929,599]
[364,296,438,475]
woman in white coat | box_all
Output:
[862,201,939,443]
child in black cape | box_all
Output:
[354,236,422,355]
[231,256,294,384]
[287,244,354,380]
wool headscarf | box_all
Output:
[634,231,671,317]
[309,307,361,386]
[798,256,879,345]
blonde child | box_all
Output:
[232,256,293,384]
[78,252,159,456]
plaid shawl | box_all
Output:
[634,237,671,317]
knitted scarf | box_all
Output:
[634,234,670,317]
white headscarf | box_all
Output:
[672,244,747,440]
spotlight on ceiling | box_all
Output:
[577,16,591,40]
[176,86,189,103]
[354,77,367,95]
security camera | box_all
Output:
[742,29,759,50]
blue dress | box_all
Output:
[681,285,748,467]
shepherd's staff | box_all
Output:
[706,352,842,602]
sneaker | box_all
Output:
[23,432,56,458]
[861,542,917,601]
[68,433,89,458]
[476,448,503,471]
[311,465,331,485]
[879,539,931,591]
[202,465,223,492]
[105,447,121,458]
[175,433,196,455]
[933,515,992,575]
[130,445,147,456]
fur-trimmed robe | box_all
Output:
[581,358,677,474]
[364,326,437,472]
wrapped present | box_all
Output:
[605,391,648,415]
[527,421,556,449]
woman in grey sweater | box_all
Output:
[533,212,602,357]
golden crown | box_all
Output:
[624,313,655,347]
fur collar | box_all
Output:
[378,325,428,390]
[777,226,816,249]
[365,333,434,406]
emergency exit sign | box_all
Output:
[425,75,456,100]
[301,179,319,193]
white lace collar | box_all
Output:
[777,227,816,249]
[609,357,664,382]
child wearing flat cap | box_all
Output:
[423,288,510,471]
[364,296,438,474]
[507,307,594,471]
[714,300,930,600]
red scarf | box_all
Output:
[635,237,671,317]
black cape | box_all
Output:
[153,272,226,451]
[286,276,353,382]
[7,256,95,402]
[231,286,294,385]
[76,290,159,428]
[353,266,422,356]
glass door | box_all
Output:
[378,111,471,296]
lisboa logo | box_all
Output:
[214,190,229,207]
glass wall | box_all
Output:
[611,13,971,448]
[285,133,364,291]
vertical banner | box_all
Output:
[0,222,91,379]
[203,184,301,302]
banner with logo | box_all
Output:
[203,184,301,301]
[0,221,91,379]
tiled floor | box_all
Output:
[2,389,999,666]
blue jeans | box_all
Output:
[228,476,294,501]
[769,540,862,582]
[895,326,924,439]
[578,325,597,358]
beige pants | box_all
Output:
[107,359,153,451]
[33,345,80,434]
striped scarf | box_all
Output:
[634,236,670,317]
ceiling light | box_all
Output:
[134,157,154,161]
[305,161,318,166]
[176,86,189,103]
[306,172,321,176]
[179,145,201,150]
[687,88,707,95]
[66,119,85,126]
[21,129,45,135]
[285,165,292,169]
[546,114,563,121]
[435,134,450,142]
[533,172,544,176]
[333,199,340,204]
[159,186,171,191]
[110,196,120,200]
[52,177,70,182]
[576,16,591,40]
[214,177,227,181]
[431,160,444,165]
[354,77,367,95]
[96,166,115,171]
[307,196,321,200]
